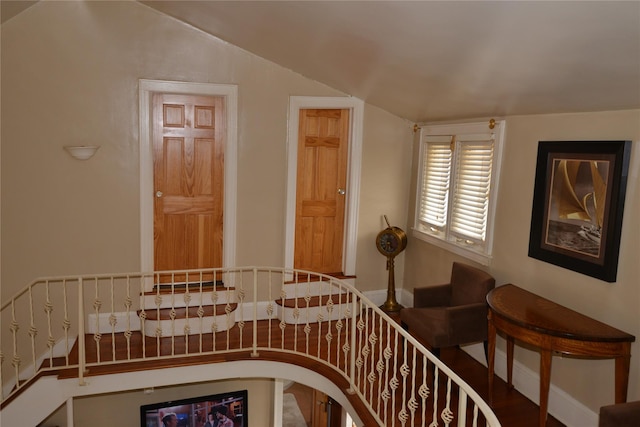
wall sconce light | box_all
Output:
[64,145,100,160]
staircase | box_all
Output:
[275,276,354,324]
[139,282,237,336]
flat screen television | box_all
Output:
[140,389,247,427]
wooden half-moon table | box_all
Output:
[486,284,635,427]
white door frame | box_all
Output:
[138,79,238,278]
[285,96,364,276]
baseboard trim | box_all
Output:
[462,343,598,427]
[361,288,413,309]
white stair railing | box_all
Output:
[0,266,501,426]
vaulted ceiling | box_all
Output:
[3,1,640,122]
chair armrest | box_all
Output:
[413,284,452,308]
[446,303,489,343]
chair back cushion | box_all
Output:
[450,262,496,306]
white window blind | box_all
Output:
[414,121,504,263]
[450,135,494,243]
[419,136,452,231]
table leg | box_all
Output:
[539,349,552,427]
[614,349,631,403]
[487,315,497,406]
[506,336,514,389]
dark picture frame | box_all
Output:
[528,140,631,282]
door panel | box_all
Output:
[153,94,224,277]
[294,109,349,274]
[312,389,329,427]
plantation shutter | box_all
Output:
[418,135,453,230]
[449,134,495,243]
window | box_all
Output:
[414,121,505,264]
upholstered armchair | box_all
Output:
[400,262,495,359]
[599,401,640,427]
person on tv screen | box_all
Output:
[212,405,233,427]
[204,410,217,427]
[161,412,178,427]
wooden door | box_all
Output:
[153,93,224,276]
[294,109,349,274]
[312,389,329,427]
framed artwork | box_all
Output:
[528,140,631,282]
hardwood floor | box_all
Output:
[286,348,564,427]
[438,346,565,427]
[31,318,565,426]
[284,348,566,427]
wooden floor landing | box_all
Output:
[20,318,564,426]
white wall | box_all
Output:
[4,359,364,427]
[39,378,273,427]
[405,109,640,419]
[1,4,410,424]
[0,0,412,299]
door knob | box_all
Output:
[156,191,163,198]
[337,188,346,195]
